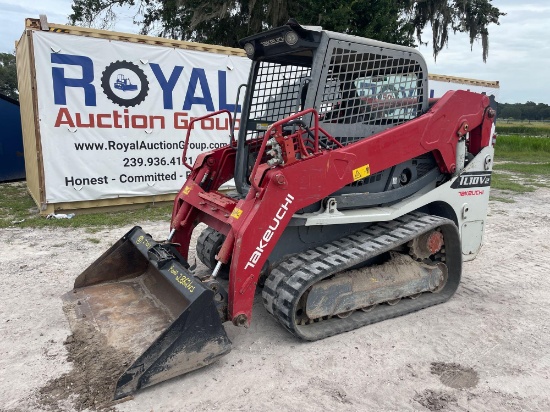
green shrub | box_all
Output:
[496,122,550,137]
[495,135,550,162]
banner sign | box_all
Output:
[429,79,499,100]
[33,31,251,203]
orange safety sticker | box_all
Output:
[352,164,371,181]
[230,208,243,219]
[183,186,192,195]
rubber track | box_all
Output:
[262,212,462,341]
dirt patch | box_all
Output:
[2,191,550,411]
[307,377,352,405]
[38,312,134,411]
[414,389,457,411]
[430,362,479,389]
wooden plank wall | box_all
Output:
[46,21,246,57]
[43,193,177,215]
[429,73,499,89]
[15,28,45,209]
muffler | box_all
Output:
[62,227,231,400]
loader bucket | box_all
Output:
[62,227,231,401]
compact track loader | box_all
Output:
[63,20,496,400]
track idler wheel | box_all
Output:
[197,227,230,279]
[409,229,444,260]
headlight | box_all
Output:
[284,31,299,46]
[243,42,255,56]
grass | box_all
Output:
[490,172,537,193]
[0,182,173,229]
[489,195,515,203]
[494,135,550,162]
[496,121,550,137]
[491,134,550,194]
[493,162,550,176]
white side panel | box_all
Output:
[461,221,485,255]
[301,146,495,260]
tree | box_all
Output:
[497,102,550,121]
[522,101,538,121]
[69,0,504,61]
[403,0,503,61]
[498,105,521,120]
[0,52,18,100]
[288,0,415,46]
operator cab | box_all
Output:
[236,20,430,197]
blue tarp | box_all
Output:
[0,94,25,182]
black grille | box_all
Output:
[246,62,311,141]
[318,46,425,145]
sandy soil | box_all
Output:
[1,189,549,412]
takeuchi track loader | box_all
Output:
[63,20,496,400]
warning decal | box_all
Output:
[352,164,371,182]
[230,208,243,219]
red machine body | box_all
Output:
[170,90,494,326]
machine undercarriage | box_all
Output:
[263,212,460,341]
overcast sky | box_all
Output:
[1,0,549,104]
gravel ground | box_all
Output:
[1,189,549,412]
